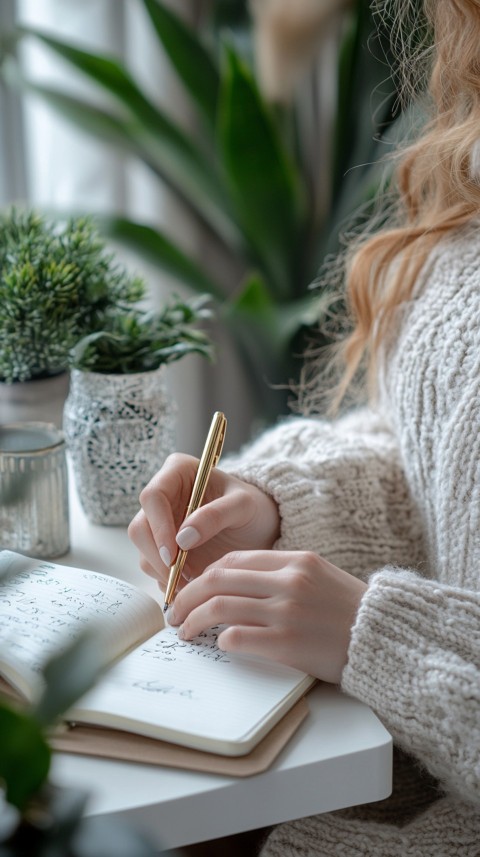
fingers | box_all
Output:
[216,625,288,665]
[128,508,170,582]
[167,553,294,635]
[169,566,275,623]
[129,454,273,584]
[175,482,260,548]
[129,454,199,569]
[165,547,368,683]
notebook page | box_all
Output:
[0,551,162,698]
[72,625,313,753]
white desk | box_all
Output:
[50,473,393,852]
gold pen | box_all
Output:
[163,411,227,613]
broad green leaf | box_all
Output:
[142,0,220,131]
[230,271,281,349]
[9,72,238,249]
[18,26,169,131]
[94,215,226,301]
[19,26,218,171]
[226,272,309,419]
[276,291,332,345]
[231,272,329,357]
[218,45,305,300]
[33,633,105,728]
[332,1,397,201]
[0,704,51,810]
[8,34,238,247]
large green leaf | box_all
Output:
[226,271,325,420]
[95,215,226,301]
[9,32,238,248]
[218,45,305,300]
[232,271,329,357]
[142,0,220,131]
[325,0,399,254]
[17,28,216,160]
[0,704,51,810]
[33,633,105,729]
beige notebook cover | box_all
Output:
[50,696,309,777]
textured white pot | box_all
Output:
[0,372,70,428]
[63,367,177,525]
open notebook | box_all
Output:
[0,551,315,760]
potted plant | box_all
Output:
[0,208,144,427]
[1,0,407,434]
[63,294,214,526]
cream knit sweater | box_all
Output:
[224,226,480,856]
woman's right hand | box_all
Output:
[128,453,281,591]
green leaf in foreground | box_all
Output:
[0,705,51,810]
[33,633,107,729]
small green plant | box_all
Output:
[70,294,214,374]
[0,554,174,856]
[0,208,144,383]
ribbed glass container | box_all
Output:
[0,422,69,558]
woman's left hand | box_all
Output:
[166,550,367,684]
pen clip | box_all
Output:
[213,422,226,467]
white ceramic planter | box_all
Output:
[0,372,70,428]
[63,367,177,525]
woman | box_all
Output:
[128,1,480,853]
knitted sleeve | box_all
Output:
[223,408,425,577]
[341,252,480,806]
[225,406,480,804]
[223,233,480,805]
[342,569,480,806]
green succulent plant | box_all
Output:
[0,209,145,384]
[70,294,214,374]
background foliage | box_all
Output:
[1,0,405,428]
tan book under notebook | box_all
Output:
[0,551,314,775]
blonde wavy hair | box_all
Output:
[326,0,480,410]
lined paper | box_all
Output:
[0,551,162,697]
[73,626,313,753]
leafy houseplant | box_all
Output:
[0,208,144,384]
[63,295,214,526]
[0,208,144,426]
[0,554,176,857]
[70,294,214,375]
[1,0,406,432]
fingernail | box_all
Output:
[177,625,185,640]
[159,546,171,568]
[176,526,200,551]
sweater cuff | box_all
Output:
[221,456,326,553]
[340,567,480,804]
[341,568,426,710]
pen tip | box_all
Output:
[163,603,169,614]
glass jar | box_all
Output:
[0,422,69,558]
